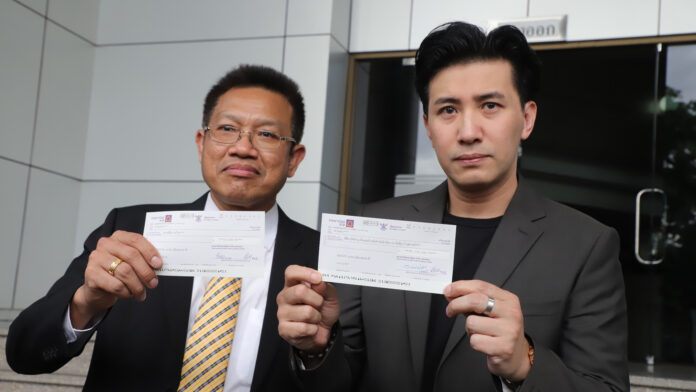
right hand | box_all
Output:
[70,230,162,329]
[277,265,340,354]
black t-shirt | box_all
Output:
[420,212,502,392]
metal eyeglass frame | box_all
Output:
[204,125,296,150]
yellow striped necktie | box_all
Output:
[178,277,242,392]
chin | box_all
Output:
[448,172,496,191]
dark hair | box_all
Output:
[415,22,541,115]
[202,64,306,143]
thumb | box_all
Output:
[321,282,339,302]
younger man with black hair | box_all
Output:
[278,22,629,392]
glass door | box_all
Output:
[651,43,696,366]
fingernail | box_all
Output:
[444,284,451,296]
[149,278,158,288]
[311,272,321,283]
[151,256,162,268]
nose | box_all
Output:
[456,110,482,144]
[227,130,258,157]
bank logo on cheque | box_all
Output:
[346,219,354,228]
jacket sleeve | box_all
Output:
[521,226,629,392]
[5,209,119,374]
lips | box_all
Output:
[222,162,260,178]
[454,153,489,165]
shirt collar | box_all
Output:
[203,193,279,252]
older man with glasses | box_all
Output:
[7,65,320,392]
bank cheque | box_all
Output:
[319,213,455,294]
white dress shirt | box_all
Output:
[65,193,278,392]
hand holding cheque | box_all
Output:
[70,210,265,329]
[278,213,531,380]
[70,230,162,329]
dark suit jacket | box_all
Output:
[6,193,319,392]
[299,180,629,392]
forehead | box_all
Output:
[428,60,518,99]
[211,87,293,125]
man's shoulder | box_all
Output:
[362,184,445,218]
[535,192,614,235]
[112,194,208,216]
[281,211,319,236]
[101,194,208,231]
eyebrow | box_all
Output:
[474,91,505,102]
[432,91,506,106]
[433,97,461,106]
[216,113,283,128]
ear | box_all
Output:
[195,129,205,163]
[521,101,537,141]
[286,143,306,178]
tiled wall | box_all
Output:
[0,0,349,320]
[349,0,696,52]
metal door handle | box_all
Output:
[634,188,667,265]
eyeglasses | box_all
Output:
[204,124,296,150]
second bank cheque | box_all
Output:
[319,213,456,294]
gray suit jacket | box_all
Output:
[299,180,628,391]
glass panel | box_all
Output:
[655,43,696,365]
[346,58,420,215]
[520,44,667,366]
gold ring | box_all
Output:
[108,258,122,276]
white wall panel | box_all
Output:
[97,0,286,44]
[0,160,30,308]
[0,1,44,164]
[277,181,320,229]
[83,38,284,181]
[660,0,696,35]
[529,0,659,41]
[331,0,351,49]
[286,0,333,36]
[15,169,80,308]
[320,38,348,192]
[48,0,100,43]
[74,181,208,255]
[16,0,47,15]
[32,22,94,178]
[410,0,527,49]
[283,35,331,183]
[318,184,338,227]
[350,0,411,52]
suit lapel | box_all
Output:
[401,183,449,387]
[251,208,312,390]
[440,179,546,366]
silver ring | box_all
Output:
[483,297,495,316]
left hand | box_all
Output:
[444,280,531,382]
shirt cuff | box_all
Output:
[62,304,104,343]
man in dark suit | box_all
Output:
[6,65,317,391]
[277,22,629,391]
